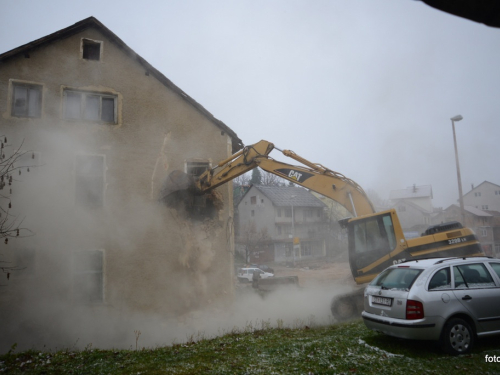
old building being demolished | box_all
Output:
[0,17,242,351]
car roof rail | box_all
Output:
[400,256,444,264]
[434,256,491,264]
[399,255,492,265]
[434,257,460,264]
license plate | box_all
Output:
[372,296,392,306]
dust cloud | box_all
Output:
[0,128,354,354]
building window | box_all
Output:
[74,250,103,302]
[480,228,487,237]
[305,209,313,218]
[482,205,489,210]
[277,226,282,235]
[301,244,312,257]
[285,208,292,218]
[251,196,256,205]
[64,90,116,124]
[184,161,210,209]
[11,82,42,118]
[186,161,209,177]
[495,190,500,195]
[75,154,105,208]
[276,208,281,217]
[251,210,255,217]
[82,39,101,61]
[475,192,482,197]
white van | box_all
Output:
[237,268,274,283]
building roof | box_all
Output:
[484,210,500,217]
[389,184,433,200]
[465,205,493,217]
[463,181,500,198]
[0,16,243,153]
[394,199,432,214]
[444,204,493,217]
[245,185,326,208]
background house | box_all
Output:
[463,181,500,212]
[389,184,434,235]
[236,185,328,264]
[0,17,242,351]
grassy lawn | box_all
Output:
[1,319,500,374]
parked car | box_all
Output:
[362,257,500,355]
[250,264,275,274]
[237,268,274,283]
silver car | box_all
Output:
[362,257,500,355]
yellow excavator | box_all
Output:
[163,140,484,320]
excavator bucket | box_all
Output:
[159,170,199,206]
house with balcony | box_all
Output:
[236,185,328,263]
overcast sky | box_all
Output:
[1,0,499,208]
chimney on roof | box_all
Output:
[471,183,474,190]
[413,184,417,193]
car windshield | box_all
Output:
[370,267,423,290]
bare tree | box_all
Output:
[233,171,251,187]
[238,221,271,264]
[260,170,287,186]
[0,136,34,280]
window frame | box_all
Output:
[82,38,102,61]
[452,263,496,289]
[63,89,117,124]
[73,249,104,303]
[11,82,43,118]
[75,154,106,208]
[428,267,451,291]
[185,160,210,178]
[301,243,312,256]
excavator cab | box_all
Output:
[346,210,404,284]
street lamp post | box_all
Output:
[290,195,297,266]
[451,115,466,225]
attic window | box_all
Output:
[82,39,101,61]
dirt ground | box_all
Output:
[267,253,357,288]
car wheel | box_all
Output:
[440,318,475,355]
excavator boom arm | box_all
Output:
[196,140,375,217]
